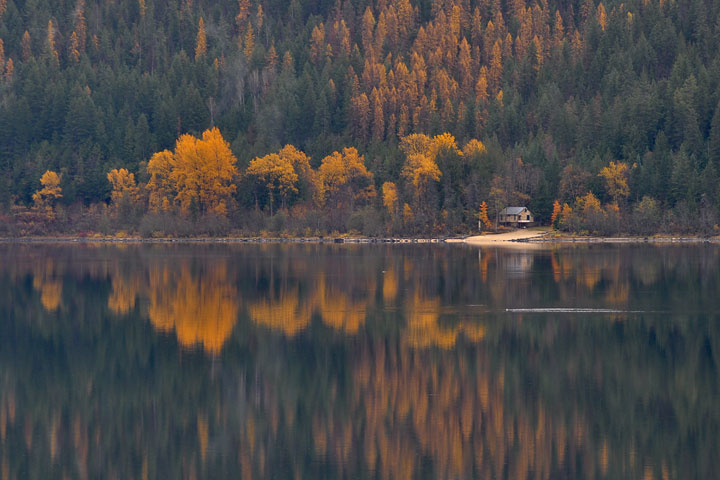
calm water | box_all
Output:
[1,242,719,479]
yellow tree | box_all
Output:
[243,24,254,58]
[316,147,375,210]
[146,128,238,215]
[68,31,80,63]
[47,20,58,64]
[401,153,441,212]
[278,144,315,198]
[597,3,607,31]
[33,171,62,210]
[551,199,562,227]
[246,153,299,214]
[310,24,325,65]
[382,181,399,215]
[195,17,207,60]
[107,168,139,210]
[171,128,239,215]
[146,150,176,211]
[479,201,492,229]
[598,161,630,205]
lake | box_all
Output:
[1,242,718,479]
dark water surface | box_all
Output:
[1,242,719,479]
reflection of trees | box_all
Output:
[32,257,62,312]
[108,271,141,314]
[3,244,720,478]
[309,341,593,479]
[148,263,239,354]
[404,293,485,348]
[248,286,313,336]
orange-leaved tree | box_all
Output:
[277,144,314,198]
[399,133,444,214]
[479,201,491,229]
[246,153,298,214]
[551,200,562,228]
[146,150,176,212]
[107,168,139,211]
[146,128,239,215]
[382,181,399,216]
[598,161,629,205]
[32,170,62,209]
[315,147,375,210]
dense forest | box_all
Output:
[1,0,720,236]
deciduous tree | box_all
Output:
[246,153,299,214]
[598,161,630,205]
[382,181,399,215]
[33,171,62,210]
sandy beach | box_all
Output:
[447,228,550,246]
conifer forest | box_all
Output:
[1,0,719,236]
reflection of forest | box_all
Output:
[1,244,719,478]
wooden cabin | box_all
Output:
[498,207,534,227]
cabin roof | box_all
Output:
[500,207,528,215]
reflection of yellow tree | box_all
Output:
[108,272,141,314]
[148,263,239,354]
[404,293,485,348]
[248,273,369,335]
[248,287,313,337]
[382,268,397,303]
[32,258,62,312]
[315,276,367,334]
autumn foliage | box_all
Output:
[32,171,62,209]
[146,128,238,216]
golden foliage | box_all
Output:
[146,128,239,215]
[246,153,299,212]
[310,24,326,65]
[551,200,562,226]
[107,168,139,208]
[598,161,630,203]
[577,191,603,216]
[146,150,175,212]
[47,20,58,63]
[195,17,207,60]
[68,31,80,63]
[382,181,398,215]
[463,139,487,158]
[316,147,375,209]
[32,170,62,209]
[479,201,492,228]
[402,153,441,192]
[597,3,607,31]
[243,24,254,58]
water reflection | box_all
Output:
[1,243,719,478]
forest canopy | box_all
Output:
[1,0,719,236]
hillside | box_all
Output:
[1,0,719,236]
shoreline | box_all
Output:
[1,231,719,245]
